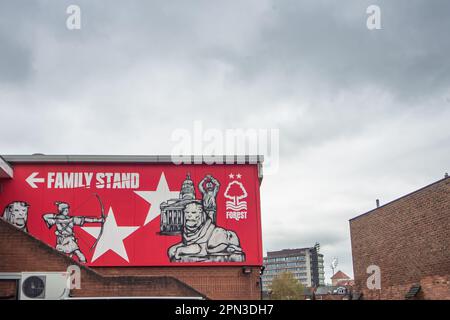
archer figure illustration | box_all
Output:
[42,199,104,263]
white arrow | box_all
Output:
[26,172,45,188]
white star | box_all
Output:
[82,207,139,263]
[229,173,235,179]
[236,173,242,179]
[134,172,179,225]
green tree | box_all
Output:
[269,271,305,300]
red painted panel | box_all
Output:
[0,163,262,267]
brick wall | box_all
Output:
[0,219,202,299]
[0,280,17,299]
[95,266,261,300]
[0,218,260,299]
[350,177,450,300]
[359,275,449,300]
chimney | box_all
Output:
[445,172,449,178]
[376,199,380,208]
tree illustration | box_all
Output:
[224,181,248,204]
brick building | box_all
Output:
[330,270,353,287]
[0,155,264,300]
[350,176,450,300]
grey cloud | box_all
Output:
[214,0,450,104]
[263,228,346,253]
[0,33,32,83]
[0,1,38,84]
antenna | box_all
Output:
[314,242,320,253]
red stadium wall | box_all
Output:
[0,161,263,299]
[0,163,262,267]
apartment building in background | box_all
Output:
[262,246,325,292]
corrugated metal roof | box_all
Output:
[2,154,264,164]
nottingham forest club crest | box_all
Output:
[224,173,248,221]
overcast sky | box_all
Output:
[1,0,449,282]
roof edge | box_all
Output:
[2,154,264,164]
[0,155,14,178]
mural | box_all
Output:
[198,175,220,224]
[42,201,104,263]
[164,174,245,262]
[0,163,262,266]
[160,174,196,235]
[2,201,30,232]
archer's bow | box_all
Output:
[90,193,105,251]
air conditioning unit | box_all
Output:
[20,272,70,300]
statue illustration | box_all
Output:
[198,174,220,224]
[2,201,30,232]
[168,200,245,262]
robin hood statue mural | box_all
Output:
[43,201,104,263]
[162,173,245,263]
[199,175,220,224]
